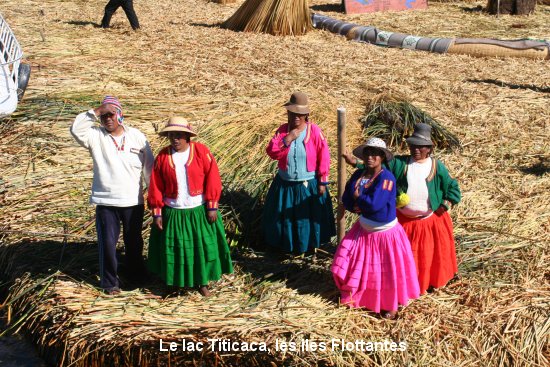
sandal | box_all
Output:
[380,311,398,320]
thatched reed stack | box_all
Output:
[223,0,312,36]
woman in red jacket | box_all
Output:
[147,117,233,296]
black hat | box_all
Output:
[406,123,433,146]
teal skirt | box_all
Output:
[262,175,336,254]
[148,205,233,287]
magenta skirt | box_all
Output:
[331,221,420,312]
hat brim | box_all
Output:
[406,136,433,146]
[284,104,310,115]
[159,125,197,137]
[352,144,393,162]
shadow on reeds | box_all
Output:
[0,328,48,367]
[65,21,101,28]
[0,239,153,292]
[518,157,550,176]
[219,186,340,302]
[233,246,340,303]
[467,79,550,93]
[310,4,344,12]
[461,5,484,12]
[189,22,223,29]
[0,240,96,281]
[220,188,265,249]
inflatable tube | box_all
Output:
[448,38,549,59]
[312,13,549,60]
[17,63,31,101]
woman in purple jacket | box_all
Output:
[263,92,336,255]
[331,138,419,319]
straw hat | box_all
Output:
[159,116,197,137]
[406,123,433,146]
[352,137,393,162]
[284,91,310,114]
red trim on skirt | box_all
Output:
[397,211,457,294]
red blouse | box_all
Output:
[148,142,222,216]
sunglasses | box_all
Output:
[363,148,384,157]
[409,145,431,149]
[167,132,189,139]
[100,112,115,119]
[289,111,308,117]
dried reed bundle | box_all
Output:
[360,93,461,151]
[223,0,312,36]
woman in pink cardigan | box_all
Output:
[263,92,336,255]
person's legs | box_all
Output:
[101,0,122,28]
[121,0,140,30]
[120,204,146,282]
[96,206,121,291]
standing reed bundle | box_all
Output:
[222,0,312,36]
[360,93,461,151]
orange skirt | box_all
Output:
[397,211,457,294]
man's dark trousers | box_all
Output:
[96,204,145,291]
[101,0,140,30]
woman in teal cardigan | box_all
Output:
[345,123,461,294]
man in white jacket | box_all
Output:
[70,96,154,295]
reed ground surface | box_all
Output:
[0,0,549,366]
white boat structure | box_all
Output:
[1,12,30,118]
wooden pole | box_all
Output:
[337,107,347,245]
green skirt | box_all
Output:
[148,205,233,287]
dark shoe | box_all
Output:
[162,286,180,298]
[427,285,438,294]
[104,287,121,295]
[198,285,211,297]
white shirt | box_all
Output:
[399,158,433,217]
[163,148,204,209]
[359,216,397,233]
[70,110,154,207]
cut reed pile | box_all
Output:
[359,92,461,151]
[0,0,549,365]
[223,0,312,35]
